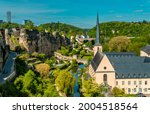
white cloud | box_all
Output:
[134,10,144,13]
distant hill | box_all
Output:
[88,21,150,38]
[0,22,85,38]
[3,21,150,39]
[37,22,84,37]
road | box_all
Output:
[0,52,17,83]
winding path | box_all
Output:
[0,52,17,84]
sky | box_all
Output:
[1,0,150,28]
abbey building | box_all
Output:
[89,14,150,95]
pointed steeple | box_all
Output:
[93,13,103,55]
[95,13,100,45]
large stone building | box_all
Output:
[140,45,150,57]
[89,14,150,95]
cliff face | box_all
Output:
[4,28,70,56]
[0,30,9,72]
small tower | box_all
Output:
[93,13,102,56]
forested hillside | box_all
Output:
[37,22,84,37]
[0,22,84,38]
[88,21,150,38]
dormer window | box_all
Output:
[122,74,124,78]
[133,74,136,78]
[139,74,141,78]
[144,74,147,78]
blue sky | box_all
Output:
[0,0,150,28]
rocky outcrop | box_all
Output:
[0,29,9,72]
[4,28,70,56]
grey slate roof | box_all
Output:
[91,51,150,79]
[141,45,150,55]
[91,52,104,71]
[106,53,150,79]
[105,52,135,57]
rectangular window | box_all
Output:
[144,88,147,92]
[122,81,125,85]
[134,81,136,85]
[128,81,131,85]
[128,88,131,93]
[139,88,142,93]
[116,81,118,85]
[139,81,142,85]
[134,88,136,92]
[145,81,148,85]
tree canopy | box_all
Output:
[35,63,50,78]
[37,22,84,37]
[55,70,75,96]
[108,36,131,52]
[88,21,150,38]
[82,79,104,97]
[14,70,59,97]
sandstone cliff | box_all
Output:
[4,28,70,56]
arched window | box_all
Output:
[103,74,107,84]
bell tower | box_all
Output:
[93,13,102,56]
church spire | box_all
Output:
[95,13,100,45]
[93,13,102,55]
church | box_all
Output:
[89,14,150,95]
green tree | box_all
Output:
[108,36,131,52]
[111,87,125,97]
[128,42,147,55]
[37,22,84,37]
[14,70,59,97]
[58,46,70,56]
[0,81,20,97]
[43,83,59,97]
[55,70,75,96]
[31,52,39,57]
[15,56,28,75]
[35,63,50,78]
[82,78,104,97]
[14,70,38,96]
[45,56,57,67]
[52,69,61,79]
[19,53,30,60]
[0,22,20,29]
[38,54,46,61]
[24,20,35,30]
